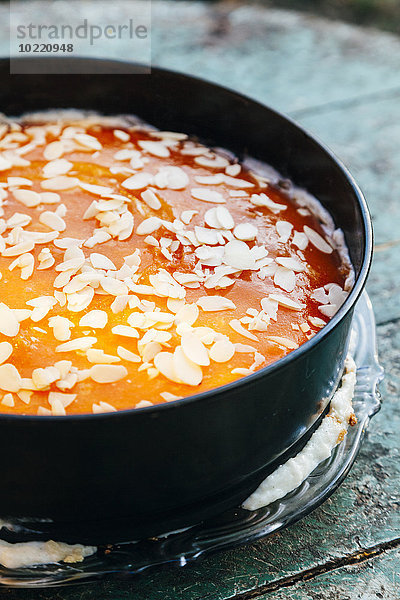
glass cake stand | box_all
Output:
[0,292,384,587]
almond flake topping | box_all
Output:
[276,256,306,272]
[304,226,333,254]
[93,401,118,413]
[49,391,77,409]
[141,189,162,210]
[42,159,73,178]
[268,336,299,350]
[234,223,258,241]
[74,133,102,151]
[26,296,57,322]
[209,340,235,363]
[40,176,79,191]
[2,240,35,257]
[0,303,20,337]
[173,346,203,386]
[229,319,258,341]
[0,117,351,415]
[79,310,108,329]
[32,366,60,390]
[191,188,225,204]
[276,221,293,243]
[0,364,22,392]
[0,342,13,365]
[138,140,170,158]
[122,172,153,190]
[274,266,296,293]
[194,154,230,169]
[43,140,65,160]
[90,364,128,384]
[56,336,97,353]
[154,352,180,383]
[181,332,210,366]
[268,293,305,311]
[86,349,120,364]
[117,346,141,363]
[181,210,198,225]
[223,240,255,270]
[111,325,139,338]
[197,296,236,312]
[7,177,33,187]
[154,166,189,190]
[1,393,14,407]
[89,253,116,270]
[251,193,287,213]
[39,211,66,232]
[12,189,41,208]
[48,316,74,341]
[113,129,130,142]
[136,216,162,236]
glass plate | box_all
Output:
[0,292,384,587]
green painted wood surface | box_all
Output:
[1,1,400,597]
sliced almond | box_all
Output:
[209,340,235,363]
[100,277,129,296]
[154,352,181,383]
[138,140,170,158]
[223,240,255,270]
[0,342,13,365]
[90,364,128,384]
[0,364,22,392]
[74,133,102,151]
[191,188,225,204]
[268,336,298,350]
[136,217,162,236]
[141,189,162,210]
[56,336,97,353]
[117,346,141,363]
[269,293,305,311]
[229,319,258,341]
[276,221,293,243]
[274,266,296,293]
[196,296,236,312]
[86,349,120,364]
[31,366,60,390]
[79,310,108,329]
[1,393,14,407]
[276,256,306,272]
[153,166,189,190]
[233,223,258,241]
[48,316,74,341]
[2,240,35,257]
[39,211,66,232]
[122,172,153,190]
[42,159,73,178]
[113,129,130,142]
[40,176,79,191]
[173,346,203,386]
[0,303,20,337]
[304,226,333,254]
[194,154,229,169]
[48,391,76,408]
[13,189,41,207]
[111,325,139,338]
[181,332,210,366]
[44,140,65,160]
[292,231,309,250]
[175,303,199,326]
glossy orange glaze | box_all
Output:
[0,118,350,415]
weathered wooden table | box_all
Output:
[1,1,400,597]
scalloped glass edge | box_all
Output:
[0,291,384,587]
